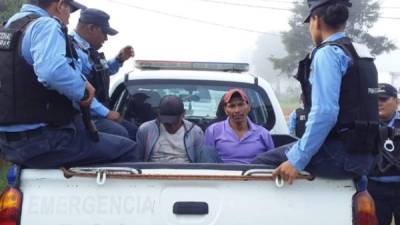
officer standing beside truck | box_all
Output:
[0,0,136,168]
[287,94,306,138]
[71,8,138,141]
[253,0,379,184]
[368,83,400,225]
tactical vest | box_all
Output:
[372,118,400,177]
[86,47,110,107]
[295,37,380,154]
[295,107,306,138]
[0,15,77,126]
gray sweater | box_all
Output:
[135,119,204,162]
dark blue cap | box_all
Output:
[304,0,352,23]
[36,0,86,12]
[378,83,398,99]
[79,8,118,36]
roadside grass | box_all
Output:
[0,160,10,191]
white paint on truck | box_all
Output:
[20,168,354,225]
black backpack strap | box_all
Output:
[7,14,40,30]
[313,37,356,66]
[52,17,77,69]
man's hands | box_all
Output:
[107,111,122,122]
[80,82,96,107]
[116,46,134,63]
[272,161,299,185]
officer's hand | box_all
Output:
[80,82,96,107]
[107,111,122,122]
[272,161,299,185]
[117,46,134,63]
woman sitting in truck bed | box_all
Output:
[204,89,275,164]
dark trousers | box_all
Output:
[252,138,375,178]
[368,179,400,225]
[95,118,138,141]
[0,116,136,168]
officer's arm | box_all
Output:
[90,98,110,117]
[286,46,351,171]
[28,18,86,102]
[107,46,134,75]
[107,58,121,75]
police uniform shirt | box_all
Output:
[70,30,121,118]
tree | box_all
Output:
[0,0,26,23]
[270,0,397,75]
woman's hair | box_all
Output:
[311,3,349,28]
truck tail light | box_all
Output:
[353,191,378,225]
[0,186,22,225]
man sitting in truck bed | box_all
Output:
[204,89,275,164]
[135,95,219,163]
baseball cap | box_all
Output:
[223,88,249,104]
[79,8,118,35]
[158,95,185,124]
[304,0,352,23]
[37,0,86,12]
[378,83,398,99]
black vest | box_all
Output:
[295,107,306,138]
[85,47,110,107]
[295,37,380,154]
[0,15,77,126]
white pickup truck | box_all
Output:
[0,61,377,225]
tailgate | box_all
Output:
[19,165,355,225]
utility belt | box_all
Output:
[328,121,380,154]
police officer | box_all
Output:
[253,0,379,184]
[288,94,306,138]
[0,0,136,168]
[368,83,400,225]
[70,8,137,141]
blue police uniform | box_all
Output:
[254,32,374,177]
[70,9,137,141]
[0,3,136,168]
[288,107,306,138]
[369,111,400,225]
[70,31,119,118]
[253,0,377,178]
[368,83,400,225]
[288,110,297,136]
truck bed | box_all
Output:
[19,163,355,225]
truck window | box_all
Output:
[115,80,276,130]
